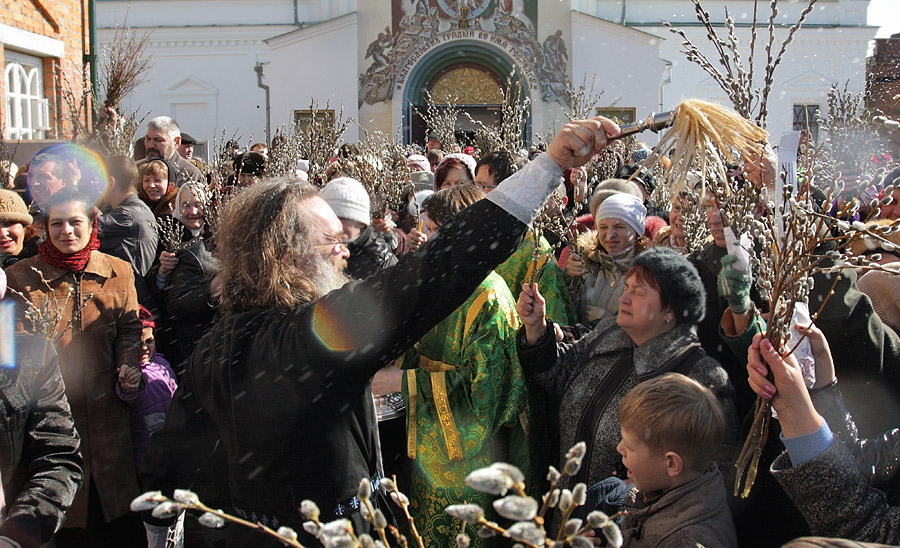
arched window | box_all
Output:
[5,51,49,140]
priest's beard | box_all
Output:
[308,253,351,296]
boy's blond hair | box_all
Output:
[618,373,726,473]
[140,159,168,181]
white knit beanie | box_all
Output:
[594,192,647,236]
[408,189,433,217]
[440,153,476,179]
[321,177,371,226]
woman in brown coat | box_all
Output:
[5,188,143,546]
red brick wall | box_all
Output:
[1,0,93,140]
[867,36,900,116]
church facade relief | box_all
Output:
[359,0,570,108]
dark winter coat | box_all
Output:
[772,438,900,544]
[161,238,218,364]
[517,318,739,489]
[346,225,398,280]
[770,379,900,543]
[621,465,738,548]
[98,193,159,308]
[148,224,218,369]
[6,251,142,528]
[140,192,537,546]
[688,242,763,416]
[0,334,83,548]
[0,237,39,270]
[97,193,159,278]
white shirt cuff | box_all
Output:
[485,153,564,226]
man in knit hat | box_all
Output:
[320,177,397,279]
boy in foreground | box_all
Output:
[616,373,737,547]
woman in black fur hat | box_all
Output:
[515,247,739,522]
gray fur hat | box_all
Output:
[632,247,706,325]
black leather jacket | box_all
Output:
[0,334,83,548]
[346,226,397,280]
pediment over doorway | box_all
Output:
[163,75,219,96]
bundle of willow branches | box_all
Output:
[7,268,93,341]
[413,91,460,152]
[733,157,900,496]
[654,99,768,198]
[663,0,818,126]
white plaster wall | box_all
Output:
[97,0,357,27]
[357,0,393,136]
[95,0,875,150]
[96,0,359,153]
[266,12,360,142]
[570,12,667,143]
[97,24,295,152]
[532,0,576,136]
[570,0,870,27]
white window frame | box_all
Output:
[5,50,50,140]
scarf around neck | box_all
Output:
[38,221,100,273]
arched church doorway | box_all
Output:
[402,40,530,148]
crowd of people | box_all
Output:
[1,111,900,548]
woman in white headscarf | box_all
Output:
[566,186,648,324]
[149,182,220,369]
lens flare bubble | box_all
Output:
[26,143,110,212]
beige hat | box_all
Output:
[0,189,32,226]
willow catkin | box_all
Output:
[654,99,769,196]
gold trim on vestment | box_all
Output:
[406,287,493,462]
[430,370,464,462]
[406,369,418,459]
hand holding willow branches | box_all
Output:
[405,228,427,253]
[516,283,547,345]
[742,144,777,191]
[158,251,179,277]
[570,167,589,203]
[746,329,830,439]
[564,253,584,279]
[117,364,143,394]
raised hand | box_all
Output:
[517,283,548,345]
[547,117,621,171]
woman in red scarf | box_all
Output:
[5,187,144,547]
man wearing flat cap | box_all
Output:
[179,133,210,180]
